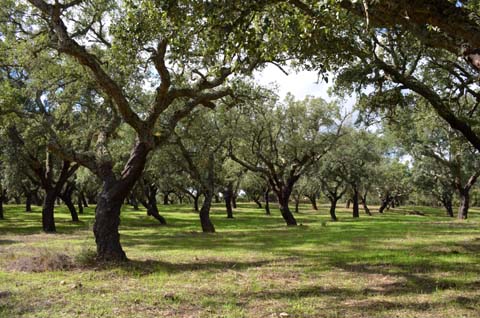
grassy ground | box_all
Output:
[0,202,479,318]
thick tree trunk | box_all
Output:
[352,187,359,218]
[93,141,150,262]
[458,189,469,219]
[42,190,57,233]
[94,189,126,262]
[200,191,215,233]
[224,184,234,218]
[264,189,271,215]
[232,195,237,209]
[277,187,297,226]
[329,198,338,221]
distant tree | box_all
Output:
[229,94,342,226]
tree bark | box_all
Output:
[42,190,57,233]
[441,198,454,217]
[329,198,338,221]
[94,190,126,262]
[193,194,200,212]
[307,194,318,210]
[64,196,79,222]
[264,189,271,215]
[352,187,359,218]
[232,195,237,209]
[140,184,166,225]
[200,190,215,232]
[345,199,351,208]
[361,191,371,216]
[276,187,297,226]
[379,194,391,214]
[458,189,469,219]
[60,184,79,222]
[294,197,300,213]
[78,196,84,214]
[224,183,234,218]
[93,141,150,262]
[80,192,88,208]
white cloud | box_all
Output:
[254,64,356,112]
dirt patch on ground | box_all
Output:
[5,249,75,272]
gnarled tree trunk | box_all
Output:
[361,191,371,216]
[139,184,166,225]
[93,141,150,262]
[329,197,339,221]
[42,190,57,232]
[458,189,469,219]
[276,186,297,226]
[60,183,79,222]
[200,190,215,233]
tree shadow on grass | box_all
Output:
[332,261,480,296]
[0,239,18,245]
[83,257,281,276]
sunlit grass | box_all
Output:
[0,202,479,317]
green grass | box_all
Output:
[0,202,479,317]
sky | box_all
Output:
[254,64,333,100]
[254,64,356,111]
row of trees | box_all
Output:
[1,0,479,261]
